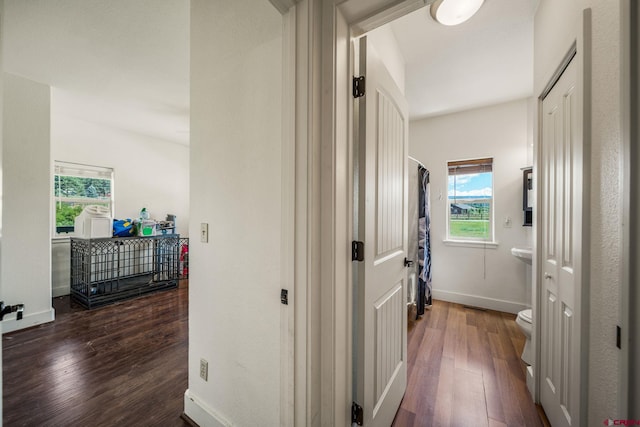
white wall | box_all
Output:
[49,106,190,297]
[51,108,190,235]
[187,1,283,425]
[367,24,405,94]
[409,98,531,313]
[534,1,623,421]
[586,2,624,421]
[1,73,54,333]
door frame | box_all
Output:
[533,8,592,423]
[620,0,639,418]
[289,1,596,425]
[314,1,426,424]
[266,1,311,425]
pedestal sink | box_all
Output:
[511,246,532,264]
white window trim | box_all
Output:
[52,161,114,237]
[442,239,499,248]
[446,157,495,243]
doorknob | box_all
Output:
[404,258,414,267]
[544,272,552,279]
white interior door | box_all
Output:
[353,35,409,427]
[540,57,582,427]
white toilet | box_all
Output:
[516,308,533,365]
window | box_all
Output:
[447,158,493,242]
[53,161,114,235]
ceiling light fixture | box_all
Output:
[430,0,485,26]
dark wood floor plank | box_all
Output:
[415,327,445,368]
[393,300,543,427]
[465,324,483,374]
[432,356,455,426]
[480,329,506,424]
[465,308,478,327]
[3,285,189,427]
[392,407,417,426]
[402,327,444,422]
[488,330,510,360]
[407,314,428,369]
[6,290,541,427]
[494,357,528,426]
[478,308,500,334]
[453,313,469,372]
[452,368,488,427]
[442,304,464,360]
[489,418,509,427]
[423,303,448,331]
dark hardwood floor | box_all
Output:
[393,300,545,427]
[3,283,189,427]
[4,286,544,426]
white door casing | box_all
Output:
[539,55,582,427]
[353,35,409,427]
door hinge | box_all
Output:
[352,241,364,262]
[352,402,363,426]
[616,325,621,349]
[353,76,365,98]
[280,289,288,305]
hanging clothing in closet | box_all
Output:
[407,160,420,321]
[408,159,432,318]
[418,166,432,314]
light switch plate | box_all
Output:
[200,223,209,243]
[200,358,208,381]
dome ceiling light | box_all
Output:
[430,0,485,26]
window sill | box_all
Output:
[442,239,499,249]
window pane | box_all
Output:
[55,201,110,231]
[54,175,111,200]
[448,166,493,241]
[447,171,492,199]
[53,162,113,235]
[449,201,491,239]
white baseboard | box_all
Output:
[1,307,55,334]
[526,365,534,397]
[184,389,232,427]
[52,286,70,298]
[432,289,528,314]
[52,287,70,297]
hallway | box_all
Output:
[393,300,547,427]
[3,286,546,426]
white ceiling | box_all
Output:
[390,0,538,119]
[2,0,536,143]
[3,0,190,145]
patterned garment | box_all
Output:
[418,167,432,310]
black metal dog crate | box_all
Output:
[70,235,183,309]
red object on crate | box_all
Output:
[180,243,189,277]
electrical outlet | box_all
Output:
[504,216,512,228]
[200,223,209,243]
[200,358,208,381]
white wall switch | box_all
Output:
[200,358,208,381]
[200,223,209,243]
